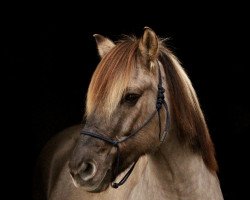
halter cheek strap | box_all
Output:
[81,64,170,189]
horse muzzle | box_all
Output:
[68,134,116,192]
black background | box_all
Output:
[4,3,249,200]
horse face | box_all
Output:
[69,28,163,192]
[69,66,161,192]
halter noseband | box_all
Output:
[81,62,170,189]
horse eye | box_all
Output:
[124,93,141,104]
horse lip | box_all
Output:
[85,169,111,192]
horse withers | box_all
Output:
[34,27,224,200]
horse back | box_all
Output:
[33,125,81,200]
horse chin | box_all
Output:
[84,169,111,193]
[87,181,110,193]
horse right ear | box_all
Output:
[139,27,159,71]
[93,34,115,58]
[139,27,159,61]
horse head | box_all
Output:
[69,28,168,192]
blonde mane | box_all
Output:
[86,37,218,172]
[86,38,139,118]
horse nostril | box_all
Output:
[79,162,97,181]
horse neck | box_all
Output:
[143,128,223,200]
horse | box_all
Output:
[33,27,224,200]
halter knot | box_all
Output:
[112,140,119,147]
[112,183,119,189]
[156,85,165,110]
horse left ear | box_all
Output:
[139,27,159,67]
[93,34,115,58]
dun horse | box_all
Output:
[34,28,223,200]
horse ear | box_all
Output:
[139,27,159,69]
[93,34,115,58]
